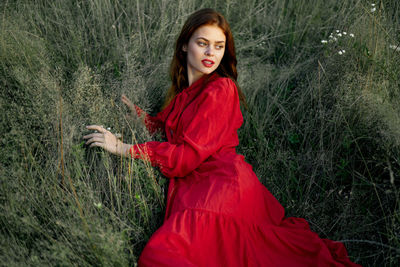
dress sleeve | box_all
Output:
[129,78,240,178]
[134,105,164,134]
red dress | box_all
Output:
[130,73,360,267]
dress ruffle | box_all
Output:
[139,208,359,267]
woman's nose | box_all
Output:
[205,46,214,56]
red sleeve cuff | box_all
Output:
[134,104,144,117]
[129,142,169,174]
[129,143,153,162]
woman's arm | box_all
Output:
[85,78,241,178]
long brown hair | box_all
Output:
[162,8,247,109]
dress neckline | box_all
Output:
[183,72,218,93]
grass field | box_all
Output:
[1,0,399,266]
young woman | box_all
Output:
[84,8,360,267]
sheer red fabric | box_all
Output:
[130,73,360,266]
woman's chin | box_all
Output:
[201,68,216,75]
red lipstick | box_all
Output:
[202,59,215,68]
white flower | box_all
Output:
[338,50,346,55]
[343,32,347,35]
[342,49,346,53]
[349,33,355,37]
[337,33,342,37]
[371,3,376,7]
[336,30,340,33]
[321,40,328,44]
[107,127,111,131]
[94,202,102,209]
[329,37,337,43]
[389,45,400,52]
[371,7,376,12]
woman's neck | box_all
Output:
[187,70,204,87]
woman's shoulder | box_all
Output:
[203,74,237,96]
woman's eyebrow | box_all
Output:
[196,37,225,43]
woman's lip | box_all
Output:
[202,59,215,67]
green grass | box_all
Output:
[1,0,399,266]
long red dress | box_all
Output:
[130,73,360,266]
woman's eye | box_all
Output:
[198,42,207,46]
[216,45,224,49]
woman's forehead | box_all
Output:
[191,25,226,42]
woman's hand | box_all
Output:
[121,94,135,113]
[83,125,131,157]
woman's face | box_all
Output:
[183,24,226,85]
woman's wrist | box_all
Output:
[121,143,133,157]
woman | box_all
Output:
[84,8,360,267]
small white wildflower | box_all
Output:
[336,30,340,33]
[343,32,347,35]
[333,37,338,42]
[94,202,102,209]
[107,127,111,131]
[371,7,376,12]
[329,34,334,39]
[338,50,343,55]
[342,49,346,53]
[371,3,376,7]
[112,25,116,29]
[349,33,355,37]
[321,40,328,44]
[389,44,400,52]
[337,33,342,37]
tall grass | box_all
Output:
[1,0,399,265]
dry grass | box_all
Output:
[0,0,399,265]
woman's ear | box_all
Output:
[182,44,187,52]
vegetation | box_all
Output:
[1,0,399,265]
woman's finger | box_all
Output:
[85,136,104,145]
[121,94,134,109]
[121,94,128,104]
[83,132,104,139]
[86,125,107,133]
[89,142,104,148]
